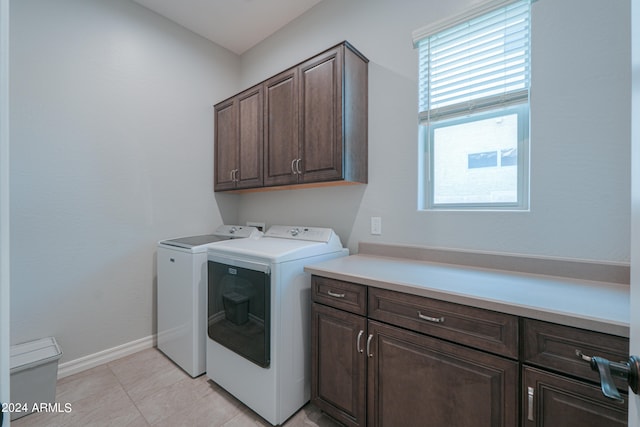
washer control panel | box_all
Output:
[213,225,262,239]
[265,226,334,242]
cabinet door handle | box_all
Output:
[366,334,374,358]
[527,386,534,421]
[357,330,364,353]
[328,290,345,298]
[291,159,298,175]
[417,311,445,323]
[296,158,303,175]
[230,169,235,182]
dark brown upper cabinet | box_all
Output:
[214,41,368,192]
[214,85,263,191]
[264,68,300,187]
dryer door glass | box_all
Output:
[207,261,270,368]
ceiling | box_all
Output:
[132,0,324,55]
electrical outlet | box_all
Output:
[246,221,266,232]
[371,217,382,235]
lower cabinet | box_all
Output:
[312,303,366,427]
[522,318,629,427]
[311,276,518,427]
[367,321,517,427]
[523,367,627,427]
[311,275,631,427]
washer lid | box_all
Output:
[159,225,261,250]
[161,234,225,249]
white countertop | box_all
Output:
[304,254,630,337]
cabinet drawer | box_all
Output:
[523,318,629,390]
[312,276,367,315]
[368,288,518,358]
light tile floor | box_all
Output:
[12,348,341,427]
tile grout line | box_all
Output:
[105,359,152,426]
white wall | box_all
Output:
[10,0,240,362]
[1,0,10,422]
[236,0,632,263]
[629,0,639,424]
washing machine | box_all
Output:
[206,226,348,425]
[157,225,260,377]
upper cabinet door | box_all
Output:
[236,86,263,189]
[264,68,299,187]
[214,85,263,191]
[298,46,343,183]
[214,99,237,191]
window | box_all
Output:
[414,0,531,210]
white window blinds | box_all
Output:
[416,0,531,123]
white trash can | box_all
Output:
[10,337,62,420]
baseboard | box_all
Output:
[57,335,156,379]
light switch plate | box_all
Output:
[371,217,382,235]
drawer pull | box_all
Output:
[417,311,445,323]
[527,386,534,421]
[357,330,364,353]
[328,290,346,298]
[366,334,374,358]
[576,349,592,362]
